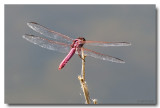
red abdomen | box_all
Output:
[59,48,76,70]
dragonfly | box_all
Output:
[23,22,131,70]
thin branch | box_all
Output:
[81,48,86,81]
[78,48,90,104]
[78,48,97,104]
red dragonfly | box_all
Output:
[23,22,131,70]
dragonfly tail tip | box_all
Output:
[58,67,62,70]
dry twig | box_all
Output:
[78,48,90,104]
[78,48,97,104]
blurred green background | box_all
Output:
[5,5,156,104]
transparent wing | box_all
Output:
[84,41,131,47]
[27,22,73,43]
[82,48,125,63]
[22,34,71,53]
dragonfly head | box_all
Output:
[78,37,86,41]
[77,37,85,47]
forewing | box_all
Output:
[84,41,131,47]
[23,34,71,53]
[27,22,73,43]
[82,48,125,63]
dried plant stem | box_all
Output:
[81,48,85,81]
[78,48,90,104]
[78,48,97,104]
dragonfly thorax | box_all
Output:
[71,37,85,48]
